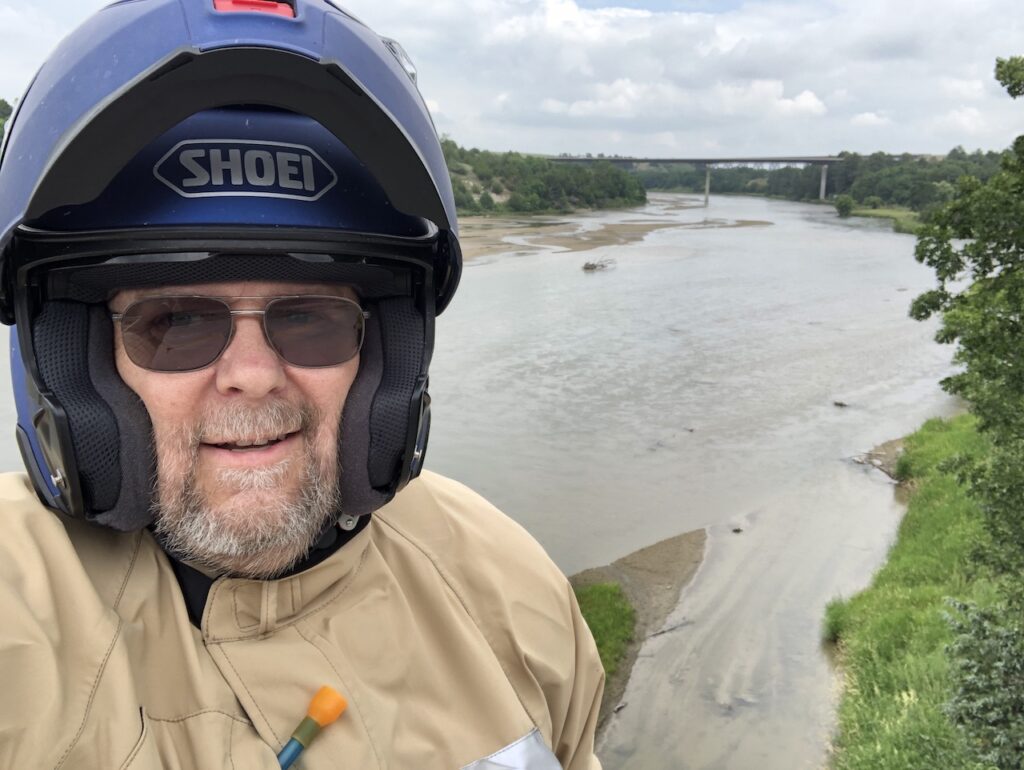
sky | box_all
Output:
[1,0,1021,157]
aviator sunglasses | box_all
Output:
[111,295,369,372]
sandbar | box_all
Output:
[570,528,707,730]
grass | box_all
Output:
[575,582,636,677]
[851,206,923,235]
[824,414,996,770]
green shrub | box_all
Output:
[835,194,855,217]
[865,195,884,209]
[945,599,1024,768]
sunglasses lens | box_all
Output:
[265,297,364,367]
[120,297,231,372]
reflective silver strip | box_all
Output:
[461,728,562,770]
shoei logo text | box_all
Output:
[154,140,338,201]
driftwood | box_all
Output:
[582,257,615,272]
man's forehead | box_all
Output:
[111,280,357,306]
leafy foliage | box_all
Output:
[908,56,1024,769]
[996,56,1024,98]
[441,138,646,215]
[834,194,855,217]
[945,599,1024,768]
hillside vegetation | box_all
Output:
[442,138,646,214]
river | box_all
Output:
[0,193,956,768]
[429,193,958,769]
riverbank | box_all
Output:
[570,528,706,729]
[458,204,769,261]
[850,206,922,235]
[824,415,991,769]
[458,214,682,260]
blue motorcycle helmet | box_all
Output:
[0,0,462,531]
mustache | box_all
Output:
[179,400,320,447]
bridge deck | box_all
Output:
[550,156,842,165]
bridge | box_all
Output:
[549,155,843,206]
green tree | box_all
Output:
[834,194,854,217]
[910,57,1024,442]
[996,56,1024,97]
[910,55,1024,769]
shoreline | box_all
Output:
[569,528,707,730]
[570,436,909,736]
[458,206,770,262]
[458,214,681,261]
[852,437,906,482]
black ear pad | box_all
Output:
[337,307,385,517]
[32,303,155,529]
[338,296,426,516]
[87,306,156,531]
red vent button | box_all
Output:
[213,0,295,18]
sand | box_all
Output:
[570,528,707,730]
[458,213,772,262]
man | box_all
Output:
[0,1,604,768]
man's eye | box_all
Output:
[153,312,200,329]
[283,311,321,325]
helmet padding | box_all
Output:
[33,302,156,529]
[28,259,428,530]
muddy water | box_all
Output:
[427,194,958,769]
[0,194,956,769]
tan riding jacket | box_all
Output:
[0,471,604,769]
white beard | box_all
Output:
[153,400,340,579]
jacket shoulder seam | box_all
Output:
[113,532,145,611]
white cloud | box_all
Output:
[2,0,1022,156]
[778,89,827,117]
[936,106,985,136]
[852,112,892,127]
[710,80,825,118]
[939,77,985,100]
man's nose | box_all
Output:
[214,315,287,398]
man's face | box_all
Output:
[111,280,360,578]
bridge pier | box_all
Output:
[819,164,828,200]
[704,166,710,207]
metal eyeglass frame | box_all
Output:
[110,295,371,371]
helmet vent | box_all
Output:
[213,0,296,18]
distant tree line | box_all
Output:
[442,138,646,214]
[633,148,1006,219]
